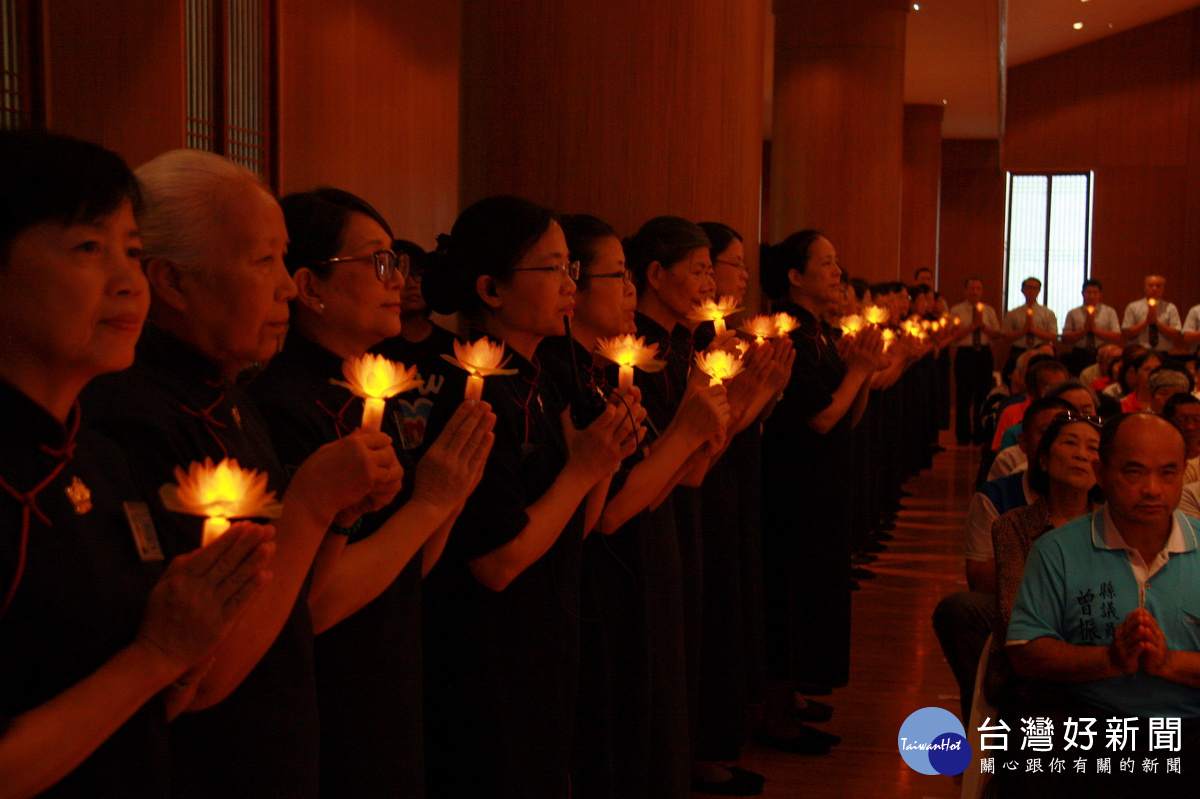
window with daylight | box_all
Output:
[1,0,42,130]
[1003,173,1094,324]
[186,0,276,186]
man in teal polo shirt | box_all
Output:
[1001,413,1200,796]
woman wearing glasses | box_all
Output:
[539,214,729,798]
[247,188,495,799]
[419,196,638,798]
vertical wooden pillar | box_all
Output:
[458,0,767,307]
[770,0,908,283]
[901,103,944,284]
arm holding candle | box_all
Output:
[0,524,272,799]
[308,402,496,631]
[186,432,400,710]
[807,326,883,435]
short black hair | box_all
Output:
[1083,278,1102,291]
[624,216,710,295]
[761,230,824,301]
[280,187,394,278]
[1022,396,1073,433]
[0,129,140,264]
[560,213,619,285]
[698,222,743,264]
[1163,392,1200,422]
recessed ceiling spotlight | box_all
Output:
[1073,22,1083,29]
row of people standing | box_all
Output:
[1,128,945,799]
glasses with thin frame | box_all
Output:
[582,268,634,285]
[512,260,581,281]
[714,258,747,271]
[319,250,409,282]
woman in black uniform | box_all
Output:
[0,131,271,799]
[758,231,883,753]
[539,214,727,799]
[419,196,638,798]
[82,150,401,799]
[249,188,495,798]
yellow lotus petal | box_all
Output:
[440,337,521,378]
[687,295,744,323]
[839,314,865,336]
[694,349,745,383]
[740,315,778,340]
[773,312,800,336]
[331,353,423,400]
[863,305,889,325]
[160,457,282,521]
[594,334,667,373]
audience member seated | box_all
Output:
[993,357,1068,452]
[1081,343,1122,391]
[987,379,1098,480]
[932,396,1071,721]
[1149,364,1194,415]
[1164,393,1200,485]
[1002,413,1200,797]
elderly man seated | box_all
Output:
[999,413,1200,797]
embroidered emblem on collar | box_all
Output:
[65,476,92,515]
[231,406,243,430]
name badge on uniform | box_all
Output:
[124,501,164,562]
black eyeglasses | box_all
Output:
[715,258,747,271]
[512,261,581,280]
[583,268,634,285]
[319,250,409,282]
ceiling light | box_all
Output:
[1073,22,1083,29]
[912,3,920,9]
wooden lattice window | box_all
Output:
[186,0,276,186]
[0,0,42,130]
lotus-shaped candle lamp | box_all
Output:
[881,328,897,353]
[773,312,800,337]
[694,349,745,386]
[688,295,744,335]
[839,315,865,337]
[595,334,666,390]
[160,458,282,546]
[741,315,779,343]
[441,338,520,401]
[331,353,423,432]
[863,305,889,326]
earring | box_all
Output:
[318,302,326,311]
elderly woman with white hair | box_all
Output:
[82,150,403,799]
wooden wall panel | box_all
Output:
[277,0,460,248]
[937,139,1005,312]
[901,104,944,283]
[459,0,766,310]
[770,0,909,283]
[43,0,185,169]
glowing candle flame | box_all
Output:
[441,338,520,401]
[160,458,282,546]
[331,353,423,431]
[773,312,800,337]
[688,295,744,336]
[863,305,889,326]
[741,315,779,343]
[595,334,666,390]
[1026,307,1034,317]
[734,340,751,356]
[839,314,865,337]
[694,349,744,385]
[1086,305,1095,314]
[881,328,897,353]
[1149,298,1158,308]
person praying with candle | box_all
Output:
[0,130,275,799]
[1122,274,1182,353]
[1000,277,1058,383]
[418,196,638,798]
[949,277,1001,446]
[759,230,883,755]
[1061,279,1123,375]
[247,188,496,798]
[81,150,403,799]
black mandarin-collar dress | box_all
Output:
[536,334,690,799]
[0,382,168,798]
[760,301,854,689]
[373,323,459,452]
[81,326,319,799]
[246,332,423,799]
[633,311,706,755]
[420,337,584,799]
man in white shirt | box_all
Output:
[1180,302,1200,354]
[949,277,1001,445]
[1122,273,1181,352]
[1061,278,1122,375]
[1000,276,1058,382]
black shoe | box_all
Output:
[799,722,841,746]
[862,540,887,553]
[851,552,877,565]
[691,767,765,796]
[756,729,831,756]
[794,698,835,723]
[877,521,896,532]
[850,567,876,580]
[872,530,895,542]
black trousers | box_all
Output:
[955,346,994,444]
